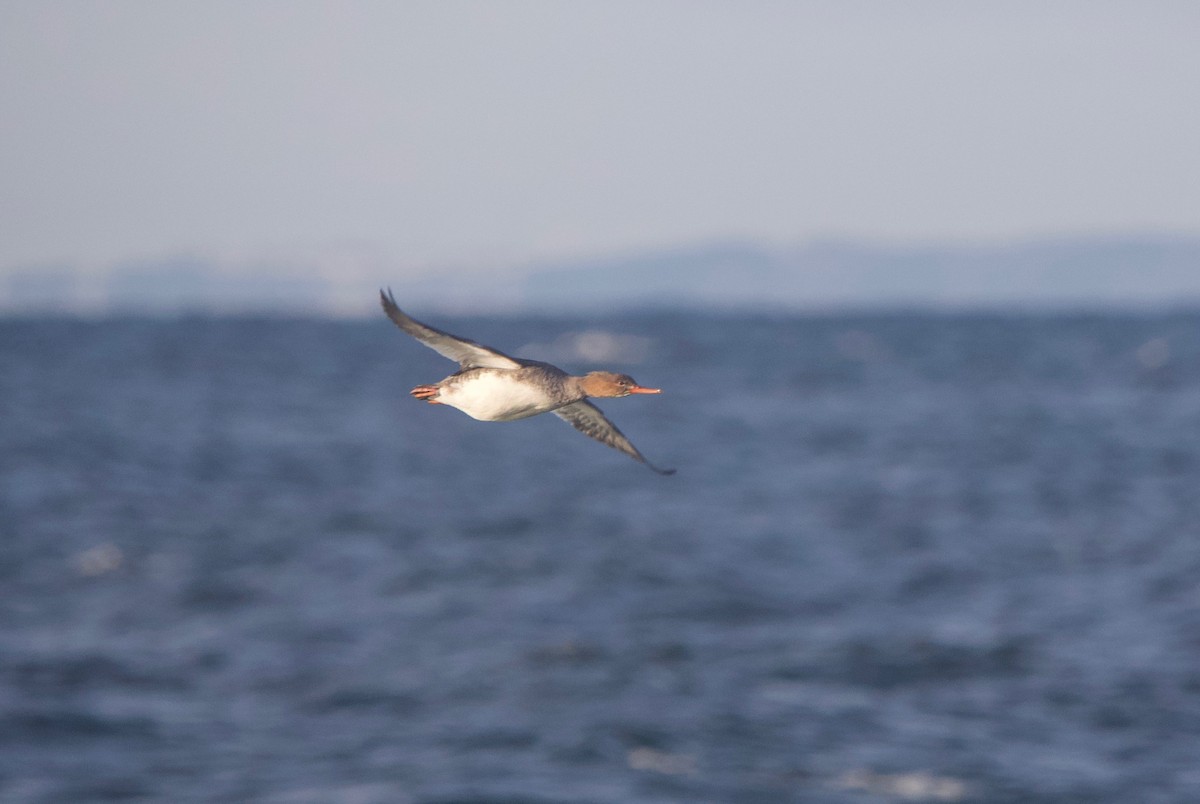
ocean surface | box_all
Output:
[2,310,1200,803]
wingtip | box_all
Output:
[649,464,677,476]
[379,287,399,312]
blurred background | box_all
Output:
[3,3,1200,802]
[3,1,1200,314]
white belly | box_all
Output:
[438,372,559,421]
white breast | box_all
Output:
[438,372,559,422]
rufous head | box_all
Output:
[579,371,663,399]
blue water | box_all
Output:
[2,311,1200,803]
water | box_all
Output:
[2,311,1200,803]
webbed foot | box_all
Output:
[410,384,441,403]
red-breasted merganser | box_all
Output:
[380,289,674,475]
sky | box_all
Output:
[2,1,1200,283]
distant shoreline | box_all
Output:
[4,233,1200,316]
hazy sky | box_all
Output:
[3,1,1199,277]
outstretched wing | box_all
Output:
[380,288,522,370]
[554,401,675,475]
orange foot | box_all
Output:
[410,384,441,403]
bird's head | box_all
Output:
[580,371,662,398]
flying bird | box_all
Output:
[380,289,674,475]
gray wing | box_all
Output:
[554,401,675,475]
[380,288,522,370]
